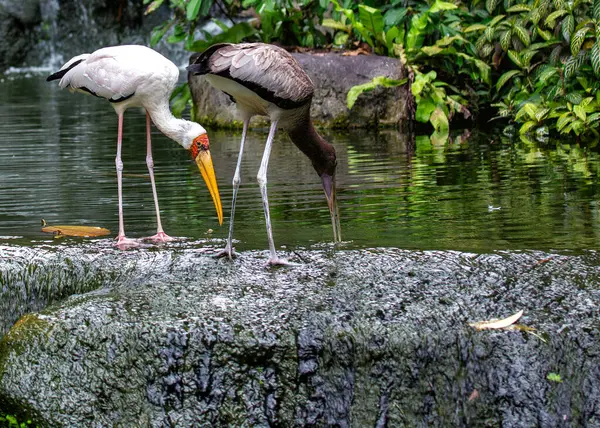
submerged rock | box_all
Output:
[189,52,409,129]
[1,245,600,426]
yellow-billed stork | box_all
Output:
[47,45,223,248]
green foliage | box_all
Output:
[469,0,600,140]
[146,0,600,140]
[347,76,408,109]
[547,372,563,383]
[144,0,331,117]
[0,413,34,428]
[335,0,487,137]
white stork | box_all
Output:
[47,45,223,248]
[188,43,341,265]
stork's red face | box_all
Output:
[190,134,223,225]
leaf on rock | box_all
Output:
[469,310,523,330]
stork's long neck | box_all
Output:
[145,101,191,148]
[286,114,336,176]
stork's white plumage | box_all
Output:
[47,45,223,248]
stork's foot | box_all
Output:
[147,231,174,243]
[266,256,298,268]
[116,235,140,250]
[215,244,237,260]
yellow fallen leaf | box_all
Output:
[469,310,523,331]
[41,219,110,238]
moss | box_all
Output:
[0,315,51,377]
[194,115,245,130]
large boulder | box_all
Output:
[1,244,600,426]
[189,52,409,129]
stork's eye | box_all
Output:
[194,134,210,151]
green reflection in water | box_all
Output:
[0,75,599,252]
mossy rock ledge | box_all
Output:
[1,245,600,426]
[189,52,409,130]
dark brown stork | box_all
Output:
[188,42,341,265]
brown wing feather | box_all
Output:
[202,43,314,107]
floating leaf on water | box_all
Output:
[469,310,523,330]
[41,219,110,238]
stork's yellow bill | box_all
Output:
[191,135,223,226]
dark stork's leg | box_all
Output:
[216,117,250,259]
[145,111,173,243]
[115,113,138,249]
[257,120,293,266]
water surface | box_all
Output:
[1,75,599,252]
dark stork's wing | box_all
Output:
[188,43,314,110]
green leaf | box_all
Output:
[189,22,256,52]
[488,15,506,28]
[430,108,449,134]
[347,76,407,109]
[334,32,349,46]
[594,0,600,21]
[545,9,568,28]
[496,70,522,91]
[150,22,171,47]
[464,24,487,33]
[186,0,202,21]
[574,104,587,121]
[416,98,437,122]
[562,14,574,43]
[520,120,538,134]
[570,27,589,56]
[429,0,458,13]
[358,4,385,38]
[500,30,512,51]
[591,42,600,76]
[536,66,558,84]
[144,0,164,15]
[486,0,500,14]
[406,13,429,51]
[384,8,408,26]
[347,81,377,109]
[507,50,524,68]
[537,27,553,41]
[513,24,531,47]
[506,4,531,12]
[557,112,572,131]
[535,108,550,121]
[322,18,351,32]
[564,51,588,79]
[373,76,408,87]
[421,45,445,55]
[484,26,495,42]
[565,92,584,104]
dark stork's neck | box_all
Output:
[285,113,336,177]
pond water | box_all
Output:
[1,74,600,253]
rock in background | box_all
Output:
[189,52,409,129]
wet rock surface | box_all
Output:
[189,52,408,129]
[1,244,600,426]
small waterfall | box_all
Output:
[6,0,191,72]
[39,0,62,70]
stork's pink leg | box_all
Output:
[145,112,173,243]
[115,113,138,249]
